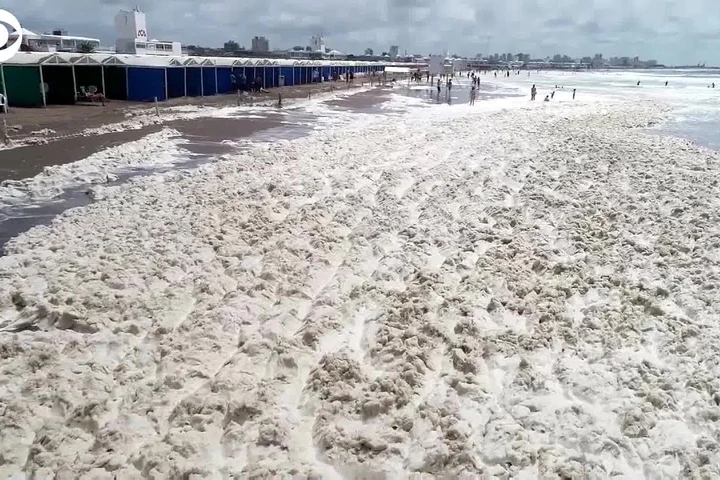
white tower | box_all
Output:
[115,7,148,54]
[311,34,325,53]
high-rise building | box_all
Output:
[115,7,148,50]
[252,36,269,52]
[389,45,399,58]
[311,34,326,53]
[114,7,181,55]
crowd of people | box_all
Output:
[531,84,577,102]
[230,72,266,93]
[413,68,581,106]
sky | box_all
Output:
[3,0,720,65]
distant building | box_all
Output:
[115,7,182,56]
[326,49,345,59]
[389,45,399,58]
[251,36,269,53]
[8,29,101,53]
[311,34,326,54]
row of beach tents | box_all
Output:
[0,52,406,107]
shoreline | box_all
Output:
[2,95,719,477]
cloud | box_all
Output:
[3,0,720,64]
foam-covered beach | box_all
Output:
[2,85,720,478]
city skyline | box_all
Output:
[5,0,720,66]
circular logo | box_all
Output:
[0,10,22,63]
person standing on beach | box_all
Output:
[470,85,477,105]
[551,90,555,99]
[572,88,576,99]
[231,73,237,92]
[447,78,453,92]
[531,84,537,101]
[437,78,441,94]
[239,72,247,92]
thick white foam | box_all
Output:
[2,93,720,478]
[0,128,190,208]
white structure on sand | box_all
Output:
[114,7,182,56]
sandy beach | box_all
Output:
[1,79,720,478]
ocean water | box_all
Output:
[399,79,523,106]
[495,68,720,150]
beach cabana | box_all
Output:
[36,53,76,106]
[263,60,280,88]
[183,57,203,96]
[166,62,186,99]
[321,65,331,81]
[101,56,128,101]
[277,59,294,87]
[1,52,46,107]
[200,58,217,96]
[214,57,239,94]
[113,55,182,102]
[299,61,309,84]
[230,62,245,90]
[255,59,277,88]
[1,52,79,107]
[293,61,303,85]
[241,59,255,87]
[0,52,77,106]
[255,58,270,88]
[69,53,111,98]
[309,61,322,83]
[304,61,313,84]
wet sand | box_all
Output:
[0,81,364,146]
[0,127,164,183]
[325,88,392,112]
[0,84,375,183]
[169,116,287,155]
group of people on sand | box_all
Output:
[436,78,453,94]
[230,72,266,93]
[530,84,576,101]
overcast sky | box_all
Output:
[4,0,720,65]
